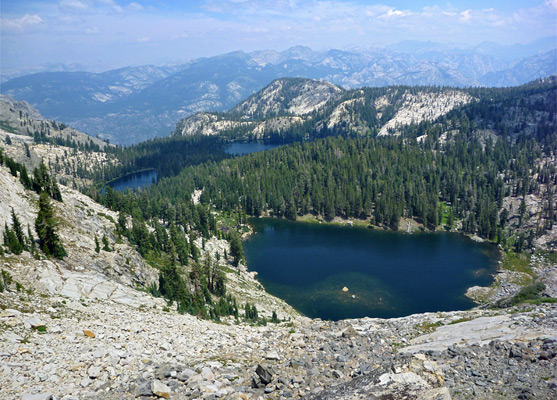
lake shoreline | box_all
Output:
[103,168,158,187]
[240,212,540,316]
[242,216,499,320]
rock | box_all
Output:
[88,365,101,379]
[265,351,280,361]
[134,379,152,397]
[255,365,273,385]
[83,330,95,338]
[341,326,359,339]
[282,389,294,397]
[23,317,45,329]
[4,332,23,343]
[2,309,22,317]
[201,366,215,381]
[177,368,195,381]
[21,393,53,400]
[151,380,171,399]
[331,370,343,379]
[302,358,451,400]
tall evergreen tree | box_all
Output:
[27,224,36,252]
[3,223,23,255]
[11,208,26,250]
[229,233,243,267]
[35,192,66,259]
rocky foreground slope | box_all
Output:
[1,165,556,400]
[1,279,556,400]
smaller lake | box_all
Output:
[224,142,280,155]
[107,170,158,192]
[244,218,500,320]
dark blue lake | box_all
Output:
[107,170,158,192]
[244,218,499,320]
[224,142,280,155]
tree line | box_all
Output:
[0,149,66,259]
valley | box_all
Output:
[0,74,556,399]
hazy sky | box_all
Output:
[1,0,556,73]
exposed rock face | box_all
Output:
[0,166,158,300]
[173,79,475,142]
[231,78,342,118]
[400,314,555,354]
[0,95,118,189]
[173,78,342,139]
[377,90,472,135]
[173,112,254,136]
[0,94,107,149]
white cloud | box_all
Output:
[2,14,44,32]
[545,0,557,10]
[83,26,101,34]
[97,0,124,13]
[2,0,556,72]
[128,2,144,12]
[58,0,91,12]
[459,9,471,22]
[58,0,123,14]
[384,9,406,18]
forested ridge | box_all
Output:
[96,78,556,253]
[4,77,554,322]
[76,77,556,318]
[172,76,555,145]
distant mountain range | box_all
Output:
[2,39,556,145]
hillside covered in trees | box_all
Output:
[96,78,556,256]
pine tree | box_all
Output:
[3,223,23,255]
[271,310,279,323]
[102,235,111,251]
[95,235,100,253]
[27,224,36,252]
[229,233,243,267]
[11,208,26,250]
[117,211,128,235]
[50,177,62,202]
[35,192,67,259]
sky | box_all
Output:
[1,0,556,73]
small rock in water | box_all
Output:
[342,287,349,292]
